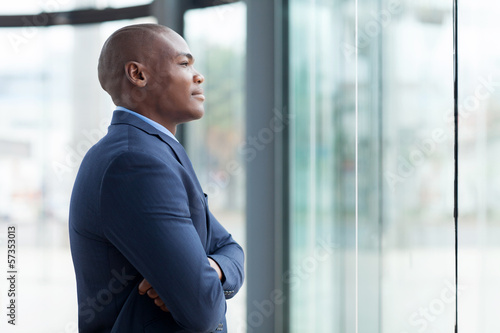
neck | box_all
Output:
[118,103,178,135]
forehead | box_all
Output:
[154,31,191,59]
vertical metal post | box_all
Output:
[246,0,288,332]
[453,0,459,332]
[152,0,189,144]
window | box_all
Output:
[288,0,500,332]
[0,11,155,332]
[184,3,247,332]
[289,1,356,331]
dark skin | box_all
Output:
[98,24,206,135]
[98,24,224,312]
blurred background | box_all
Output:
[0,0,499,332]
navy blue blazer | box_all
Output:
[69,110,244,332]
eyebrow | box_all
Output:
[177,52,194,61]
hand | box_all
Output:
[138,279,169,312]
[208,257,224,281]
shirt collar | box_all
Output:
[115,106,179,143]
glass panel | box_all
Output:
[0,16,155,332]
[357,1,383,331]
[184,3,247,332]
[289,0,356,331]
[377,1,455,332]
[458,1,500,331]
[290,0,458,332]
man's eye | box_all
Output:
[180,62,189,67]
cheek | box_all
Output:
[176,80,194,99]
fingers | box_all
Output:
[151,292,169,312]
[154,297,164,307]
[138,278,152,295]
[138,278,170,312]
[147,288,159,299]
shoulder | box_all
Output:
[85,122,179,170]
[103,150,179,180]
[99,150,191,219]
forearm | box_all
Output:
[140,256,225,313]
[208,242,244,299]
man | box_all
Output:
[69,24,244,333]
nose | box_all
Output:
[194,71,204,84]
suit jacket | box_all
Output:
[69,110,244,333]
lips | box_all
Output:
[192,89,205,101]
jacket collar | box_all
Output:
[110,110,186,165]
[111,110,204,195]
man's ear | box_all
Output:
[124,61,148,87]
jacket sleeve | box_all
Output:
[206,209,244,300]
[100,151,224,333]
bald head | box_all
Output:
[96,23,205,133]
[97,24,176,103]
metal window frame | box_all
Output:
[0,4,153,27]
[0,1,240,27]
[245,0,289,332]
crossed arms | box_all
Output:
[138,257,224,312]
[100,151,244,332]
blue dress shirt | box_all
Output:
[115,106,179,142]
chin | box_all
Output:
[181,111,204,124]
[192,108,205,120]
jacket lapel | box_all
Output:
[110,110,203,192]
